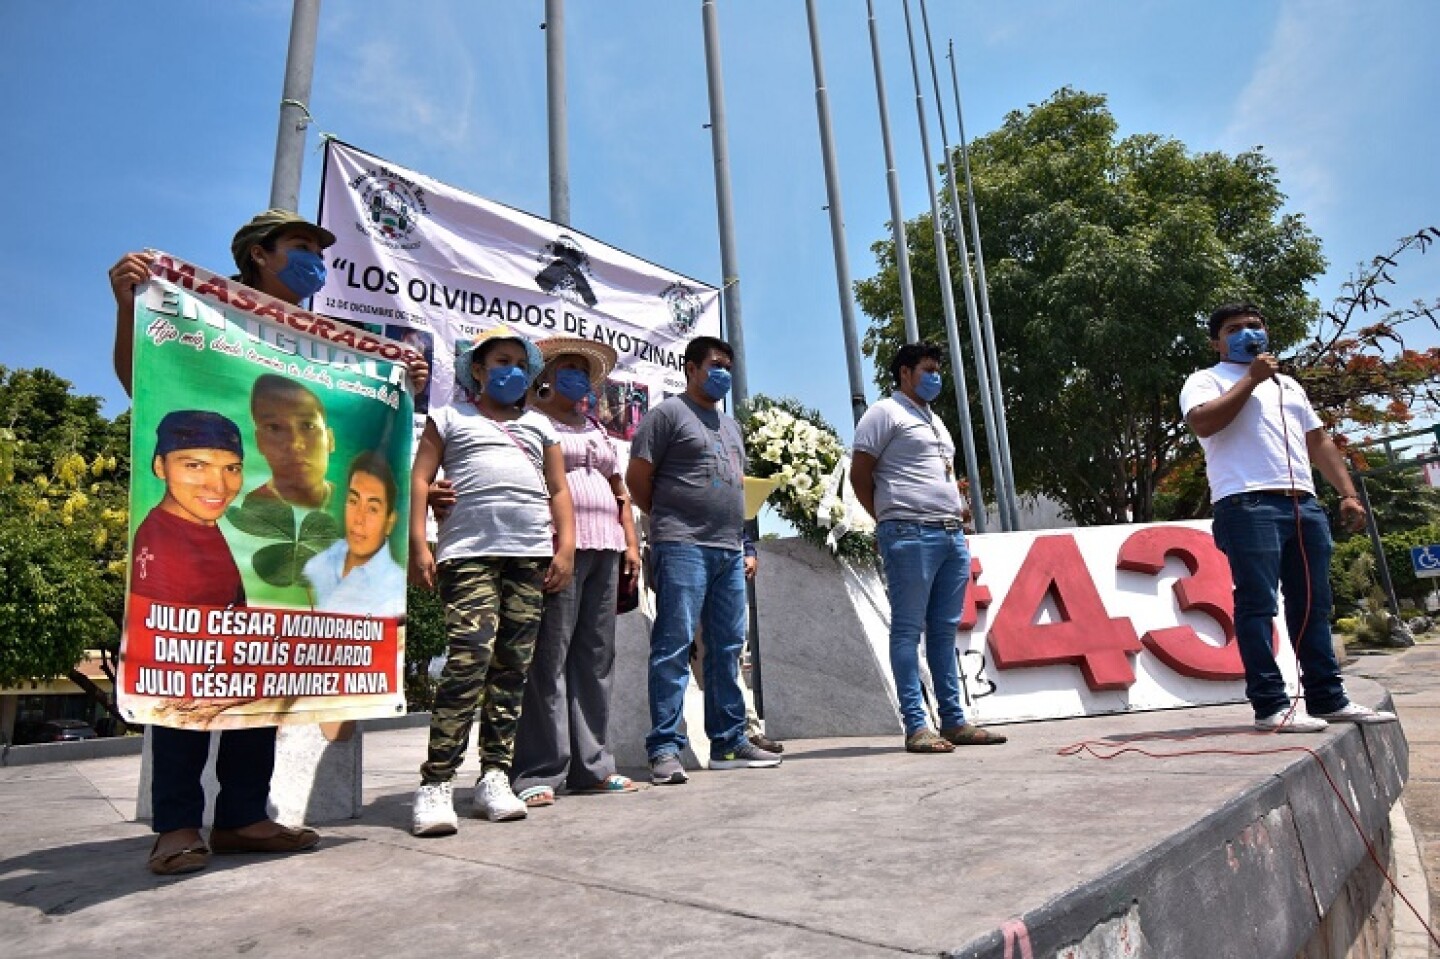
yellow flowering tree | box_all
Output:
[0,368,130,727]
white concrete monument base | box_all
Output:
[136,725,363,827]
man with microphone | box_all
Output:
[1181,303,1397,732]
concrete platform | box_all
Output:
[0,679,1407,958]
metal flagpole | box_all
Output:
[949,41,1021,530]
[701,0,765,721]
[865,0,919,344]
[805,0,868,427]
[900,0,986,531]
[701,0,748,404]
[918,0,1011,530]
[544,0,570,226]
[268,0,322,211]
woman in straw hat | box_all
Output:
[510,337,643,805]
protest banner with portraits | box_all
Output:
[118,253,417,730]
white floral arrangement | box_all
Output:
[739,395,876,562]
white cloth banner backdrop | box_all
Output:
[316,139,721,439]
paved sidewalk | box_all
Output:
[1346,640,1440,956]
[0,673,1422,958]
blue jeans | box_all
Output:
[1210,493,1348,719]
[876,520,969,735]
[645,542,748,759]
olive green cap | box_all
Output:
[230,209,337,271]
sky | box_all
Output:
[3,0,1437,457]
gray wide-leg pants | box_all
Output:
[512,549,621,793]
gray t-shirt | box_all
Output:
[429,402,558,562]
[630,395,746,550]
[852,394,964,523]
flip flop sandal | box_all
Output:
[517,785,555,808]
[574,774,641,795]
[940,724,1008,746]
[148,837,210,876]
[904,729,955,753]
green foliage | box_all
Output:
[1290,228,1440,430]
[1331,455,1440,535]
[0,368,130,688]
[1331,520,1440,612]
[855,88,1324,524]
[403,584,447,711]
[0,497,119,685]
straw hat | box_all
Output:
[454,325,545,397]
[536,336,618,386]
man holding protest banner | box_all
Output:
[109,209,402,874]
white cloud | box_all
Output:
[1222,0,1377,218]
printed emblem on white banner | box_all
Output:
[661,282,704,336]
[535,234,597,306]
[350,169,428,250]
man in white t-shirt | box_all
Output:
[851,341,1006,753]
[1180,303,1397,732]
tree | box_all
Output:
[1290,228,1440,431]
[0,368,130,723]
[1153,232,1440,526]
[855,88,1325,524]
[403,584,446,711]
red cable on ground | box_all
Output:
[1058,731,1438,949]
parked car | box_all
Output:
[13,719,98,745]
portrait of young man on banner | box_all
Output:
[117,254,417,732]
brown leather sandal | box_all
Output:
[210,823,320,854]
[904,729,955,753]
[148,836,210,876]
[939,724,1008,746]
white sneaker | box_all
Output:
[412,781,459,837]
[1313,703,1399,725]
[1254,709,1328,733]
[473,768,528,821]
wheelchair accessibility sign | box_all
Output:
[1411,545,1440,579]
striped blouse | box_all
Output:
[550,417,628,552]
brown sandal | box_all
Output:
[940,724,1008,746]
[148,836,210,876]
[904,729,955,753]
[210,823,319,854]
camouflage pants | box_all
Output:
[421,556,548,783]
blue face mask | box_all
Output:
[702,366,732,401]
[1224,327,1269,363]
[553,367,592,403]
[277,248,327,299]
[915,370,943,402]
[485,365,529,404]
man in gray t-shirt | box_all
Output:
[851,341,1006,753]
[627,336,781,782]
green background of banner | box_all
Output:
[129,282,413,609]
